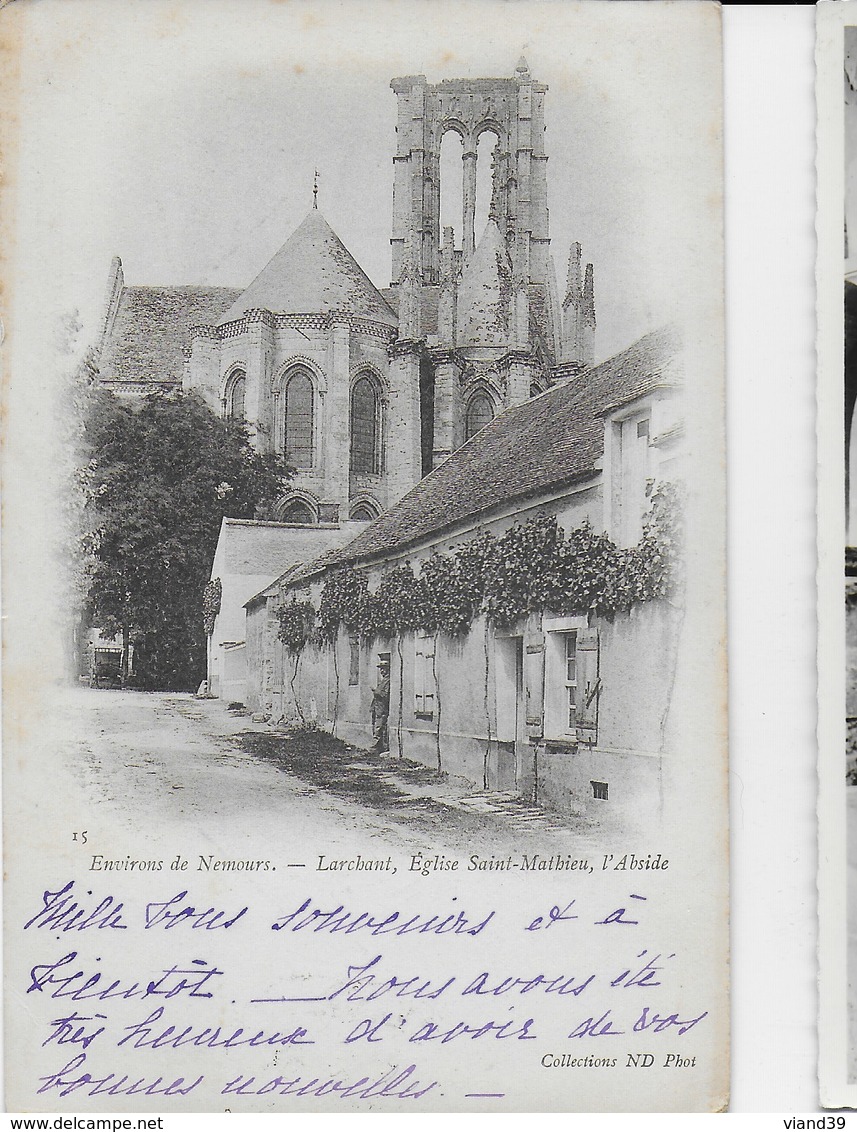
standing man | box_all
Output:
[370,655,391,754]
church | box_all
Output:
[94,60,595,524]
[88,61,688,821]
[92,61,611,707]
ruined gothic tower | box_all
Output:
[386,59,593,469]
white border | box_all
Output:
[727,5,818,1112]
[817,0,851,1109]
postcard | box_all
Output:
[0,0,727,1113]
[818,0,857,1108]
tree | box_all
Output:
[80,390,291,690]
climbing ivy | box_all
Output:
[202,577,222,637]
[283,483,684,653]
[316,566,367,643]
[276,599,316,654]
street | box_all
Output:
[52,687,613,859]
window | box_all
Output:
[284,369,314,469]
[591,780,608,801]
[543,624,599,744]
[350,376,380,473]
[278,498,315,525]
[348,636,360,685]
[465,393,495,440]
[564,631,578,731]
[414,630,436,718]
[226,372,246,421]
[350,503,377,522]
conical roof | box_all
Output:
[218,208,397,328]
[456,219,513,346]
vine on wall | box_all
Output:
[276,599,316,654]
[280,482,683,653]
[202,578,222,637]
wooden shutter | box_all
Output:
[575,628,600,745]
[525,642,545,734]
[414,633,436,716]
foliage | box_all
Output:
[283,484,684,655]
[360,564,429,638]
[79,390,291,689]
[484,513,564,626]
[317,567,368,643]
[419,542,490,635]
[634,481,685,601]
[276,600,317,654]
[202,578,222,637]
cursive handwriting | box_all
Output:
[28,952,224,1001]
[220,1062,438,1100]
[117,1006,314,1050]
[20,879,712,1111]
[24,882,128,932]
[37,1053,203,1098]
[144,892,247,930]
[271,896,494,937]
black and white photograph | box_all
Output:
[2,0,727,1113]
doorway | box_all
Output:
[494,635,525,791]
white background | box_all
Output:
[726,4,818,1114]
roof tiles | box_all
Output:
[97,286,240,386]
[324,325,680,566]
[217,209,397,328]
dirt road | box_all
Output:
[54,687,610,860]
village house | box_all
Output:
[244,326,685,821]
[205,517,364,703]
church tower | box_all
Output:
[388,60,563,468]
[390,57,552,291]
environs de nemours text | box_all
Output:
[86,852,670,875]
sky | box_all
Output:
[9,0,722,365]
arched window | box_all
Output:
[278,498,315,525]
[227,373,246,421]
[350,376,380,474]
[475,128,500,236]
[350,503,378,522]
[284,368,314,469]
[465,392,495,441]
[440,128,464,244]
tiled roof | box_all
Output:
[322,325,680,566]
[97,285,240,386]
[218,209,397,328]
[241,525,369,606]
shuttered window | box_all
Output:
[414,631,436,717]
